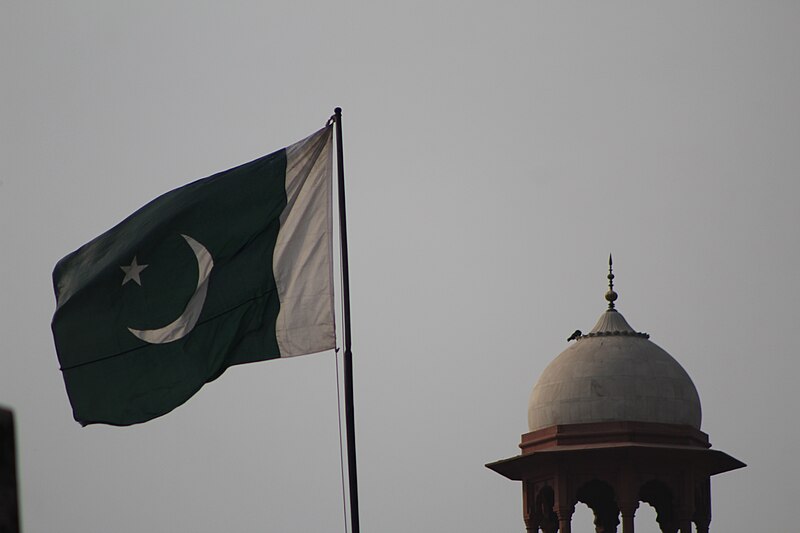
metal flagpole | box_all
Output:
[333,107,360,533]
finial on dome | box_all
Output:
[605,254,618,310]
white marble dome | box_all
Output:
[528,307,702,432]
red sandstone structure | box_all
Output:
[487,261,744,533]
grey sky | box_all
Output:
[2,2,799,531]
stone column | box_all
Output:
[553,472,573,533]
[523,482,539,533]
[619,502,638,533]
[674,473,696,533]
[616,468,638,533]
[556,507,574,533]
[693,477,711,533]
[524,514,539,533]
[539,513,558,533]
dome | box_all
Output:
[527,307,702,432]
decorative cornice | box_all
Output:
[577,330,650,340]
[519,421,710,453]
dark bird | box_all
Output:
[567,329,582,342]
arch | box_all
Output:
[633,502,662,533]
[538,485,559,533]
[575,479,620,533]
[639,480,677,533]
[529,485,558,533]
[571,503,599,532]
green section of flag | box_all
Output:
[52,131,328,426]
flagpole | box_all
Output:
[334,107,361,533]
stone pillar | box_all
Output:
[593,505,621,533]
[556,507,574,533]
[674,506,693,533]
[620,514,634,533]
[524,515,539,533]
[553,471,573,533]
[619,502,638,533]
[693,477,711,533]
[675,473,696,533]
[539,513,558,533]
[619,498,639,533]
[615,466,638,533]
[554,505,575,533]
[523,482,538,533]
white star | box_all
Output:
[120,256,149,286]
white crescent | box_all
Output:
[128,234,214,344]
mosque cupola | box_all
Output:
[487,257,745,533]
[528,258,701,432]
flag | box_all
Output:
[52,126,336,426]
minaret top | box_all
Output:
[527,257,701,432]
[605,254,618,310]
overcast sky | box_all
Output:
[2,2,799,532]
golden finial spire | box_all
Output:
[605,254,618,310]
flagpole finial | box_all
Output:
[605,254,618,310]
[328,108,343,127]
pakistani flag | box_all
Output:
[52,126,336,426]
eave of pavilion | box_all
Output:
[486,430,746,482]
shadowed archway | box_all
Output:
[639,480,675,533]
[576,479,620,533]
